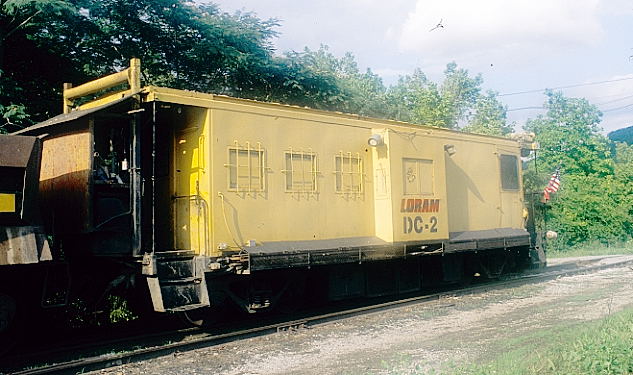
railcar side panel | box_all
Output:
[39,130,93,234]
[208,103,377,253]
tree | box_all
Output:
[544,174,633,247]
[608,125,633,145]
[384,68,428,124]
[524,90,612,177]
[0,0,72,69]
[522,91,632,248]
[384,62,508,132]
[0,0,344,128]
[0,0,76,129]
[436,62,482,128]
[285,46,388,116]
[462,90,513,136]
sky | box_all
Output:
[205,0,633,134]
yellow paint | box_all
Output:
[144,86,526,256]
[71,83,526,257]
[173,107,212,256]
[0,193,16,213]
[64,58,141,113]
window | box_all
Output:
[402,158,434,195]
[226,142,266,192]
[334,152,363,194]
[500,154,519,190]
[283,149,318,192]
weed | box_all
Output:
[548,242,633,258]
[383,308,633,375]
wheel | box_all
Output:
[179,305,230,328]
[180,307,210,327]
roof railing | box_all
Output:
[62,58,141,114]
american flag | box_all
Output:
[542,168,561,202]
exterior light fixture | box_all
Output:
[444,144,456,156]
[368,134,384,147]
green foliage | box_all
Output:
[437,62,482,127]
[0,69,29,132]
[107,295,137,323]
[384,63,510,134]
[263,48,345,109]
[608,125,633,145]
[0,0,356,128]
[525,91,612,176]
[283,46,388,116]
[384,68,429,124]
[385,63,484,128]
[0,0,77,128]
[546,174,633,247]
[61,295,137,328]
[547,241,633,258]
[462,90,513,136]
[383,308,633,375]
[414,308,633,375]
[0,0,509,134]
[522,91,633,248]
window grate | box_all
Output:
[281,148,319,193]
[334,152,363,195]
[225,141,266,193]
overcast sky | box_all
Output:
[205,0,633,134]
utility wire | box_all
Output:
[507,106,543,112]
[595,93,633,106]
[506,92,633,112]
[499,76,633,97]
[508,102,633,113]
[601,102,633,113]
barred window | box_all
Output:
[226,142,266,192]
[500,154,519,190]
[282,150,318,192]
[334,152,363,194]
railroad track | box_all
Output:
[6,255,633,375]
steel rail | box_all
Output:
[9,256,633,375]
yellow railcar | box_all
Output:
[16,60,543,315]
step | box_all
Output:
[145,253,210,312]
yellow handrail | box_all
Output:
[62,58,141,113]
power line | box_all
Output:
[586,91,633,101]
[506,91,633,113]
[506,106,543,112]
[499,76,633,97]
[601,102,633,113]
[507,101,633,114]
[596,93,633,106]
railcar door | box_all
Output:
[171,107,210,256]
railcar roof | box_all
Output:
[14,85,520,147]
[12,94,136,135]
[145,86,519,145]
[0,134,38,167]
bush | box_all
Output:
[546,174,633,248]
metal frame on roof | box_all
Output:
[12,93,139,136]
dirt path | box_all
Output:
[97,255,633,375]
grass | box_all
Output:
[547,242,633,259]
[385,307,633,375]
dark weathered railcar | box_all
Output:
[0,134,52,343]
